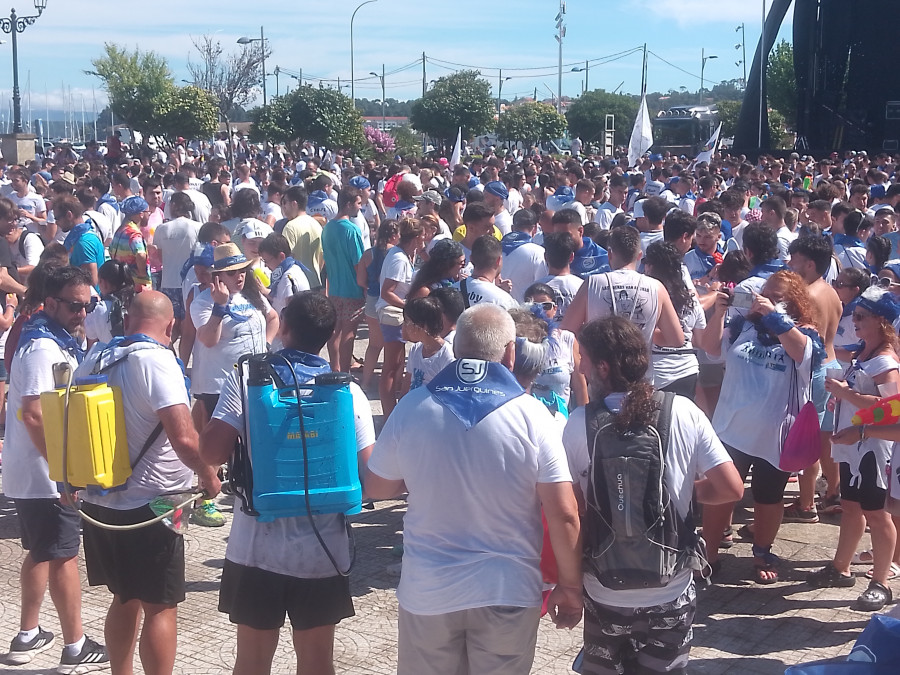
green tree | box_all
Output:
[409,70,495,150]
[566,89,639,146]
[391,126,423,159]
[249,85,366,153]
[496,102,567,146]
[156,86,219,142]
[87,44,172,134]
[715,98,790,149]
[767,40,796,124]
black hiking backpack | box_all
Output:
[583,390,705,590]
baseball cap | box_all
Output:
[413,189,443,206]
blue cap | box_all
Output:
[650,153,663,161]
[35,170,52,183]
[484,181,509,200]
[858,287,900,323]
[349,176,371,190]
[121,196,149,216]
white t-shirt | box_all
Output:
[376,246,414,313]
[13,230,43,268]
[712,322,814,468]
[536,274,583,320]
[85,209,113,245]
[350,212,372,250]
[406,341,455,390]
[593,202,622,230]
[494,209,513,236]
[563,395,730,607]
[652,297,706,389]
[263,201,283,223]
[213,369,374,578]
[4,338,80,499]
[461,277,518,309]
[308,198,338,222]
[164,189,212,224]
[639,230,665,256]
[268,263,310,314]
[368,384,572,615]
[503,242,548,303]
[776,226,799,261]
[153,216,201,289]
[84,298,116,344]
[189,289,270,395]
[505,189,523,215]
[79,343,193,510]
[8,191,45,228]
[584,270,662,347]
[534,328,575,405]
[559,201,589,226]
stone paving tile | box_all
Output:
[0,337,893,673]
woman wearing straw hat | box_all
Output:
[189,243,278,526]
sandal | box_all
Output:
[737,523,755,541]
[866,562,900,581]
[695,558,722,582]
[752,544,780,585]
[720,526,734,549]
[852,550,875,565]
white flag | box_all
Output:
[450,127,462,169]
[694,122,722,166]
[627,95,653,168]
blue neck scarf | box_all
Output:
[393,199,416,212]
[749,258,784,279]
[272,349,331,387]
[63,222,92,253]
[427,359,525,430]
[571,238,611,278]
[98,193,119,213]
[269,257,310,294]
[692,247,718,276]
[18,311,85,363]
[501,230,532,255]
[834,233,863,248]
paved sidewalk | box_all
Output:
[0,332,891,672]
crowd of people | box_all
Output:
[1,136,900,674]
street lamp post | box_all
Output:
[735,23,747,88]
[571,60,589,94]
[370,66,385,131]
[497,71,511,117]
[700,48,717,103]
[237,26,268,106]
[350,0,378,109]
[1,0,48,134]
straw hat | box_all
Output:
[212,243,253,272]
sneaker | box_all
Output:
[56,635,109,674]
[807,563,857,588]
[190,499,225,527]
[7,627,55,665]
[783,502,819,524]
[856,580,893,612]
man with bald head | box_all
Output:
[76,290,221,675]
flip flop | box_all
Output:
[866,562,900,581]
[852,550,875,565]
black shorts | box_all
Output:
[81,502,185,605]
[193,393,220,412]
[840,453,888,512]
[218,559,354,631]
[14,498,81,562]
[726,445,791,505]
[660,374,698,401]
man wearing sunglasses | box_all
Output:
[3,266,110,671]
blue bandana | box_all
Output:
[749,258,784,279]
[834,233,863,249]
[571,238,611,279]
[500,231,532,255]
[427,359,525,430]
[63,222,92,253]
[308,190,329,207]
[271,350,332,387]
[97,193,120,213]
[393,199,416,212]
[18,311,85,363]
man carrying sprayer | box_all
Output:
[76,291,221,675]
[3,265,110,672]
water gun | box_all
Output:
[851,393,900,426]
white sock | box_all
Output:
[63,635,85,656]
[17,626,39,642]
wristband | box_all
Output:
[211,303,228,318]
[760,311,795,335]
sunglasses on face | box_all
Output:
[831,280,854,289]
[525,301,556,312]
[877,277,900,289]
[53,297,98,313]
[215,269,244,278]
[852,310,873,321]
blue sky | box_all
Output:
[0,0,792,122]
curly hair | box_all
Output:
[764,270,817,327]
[644,242,692,316]
[578,316,658,433]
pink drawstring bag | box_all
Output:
[780,400,821,472]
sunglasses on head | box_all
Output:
[53,296,98,313]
